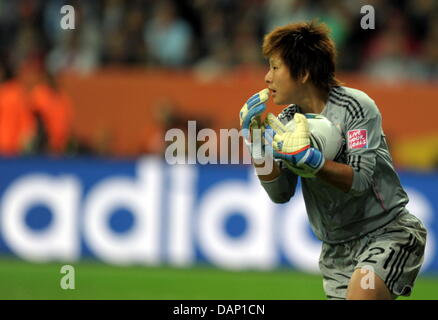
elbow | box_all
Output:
[347,169,373,197]
[348,180,371,197]
[259,171,297,204]
[270,190,295,204]
[271,197,289,204]
[347,187,366,197]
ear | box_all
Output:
[301,71,310,84]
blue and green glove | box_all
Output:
[239,88,270,162]
[264,112,325,177]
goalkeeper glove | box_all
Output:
[264,112,325,176]
[239,88,270,162]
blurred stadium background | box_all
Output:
[0,0,437,300]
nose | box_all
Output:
[265,69,272,85]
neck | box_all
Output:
[297,84,328,114]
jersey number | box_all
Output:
[363,247,385,264]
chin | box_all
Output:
[273,96,283,105]
[274,98,288,106]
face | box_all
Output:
[264,54,300,105]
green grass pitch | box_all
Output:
[0,258,437,300]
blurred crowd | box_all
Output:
[1,0,436,78]
[0,58,76,157]
[0,0,437,157]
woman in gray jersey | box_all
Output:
[239,21,427,300]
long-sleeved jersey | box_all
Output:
[260,86,410,244]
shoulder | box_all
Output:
[329,86,381,121]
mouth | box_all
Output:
[270,89,277,96]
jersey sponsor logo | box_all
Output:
[348,129,368,149]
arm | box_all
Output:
[254,158,281,181]
[317,93,383,195]
[264,103,377,196]
[239,89,298,203]
[316,159,354,193]
[256,158,298,203]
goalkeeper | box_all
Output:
[239,21,427,300]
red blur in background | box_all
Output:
[61,68,438,169]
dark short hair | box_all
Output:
[262,20,341,92]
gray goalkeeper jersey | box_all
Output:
[260,86,410,244]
